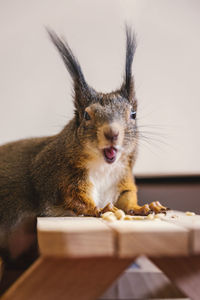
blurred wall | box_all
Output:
[0,0,200,176]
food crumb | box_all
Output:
[115,209,125,220]
[154,215,159,219]
[147,214,154,220]
[132,216,145,220]
[185,211,196,216]
[171,215,178,219]
[124,215,133,220]
[154,214,163,219]
[101,212,117,222]
[100,208,171,222]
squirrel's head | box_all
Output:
[48,26,138,165]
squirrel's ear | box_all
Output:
[120,26,136,104]
[47,29,95,113]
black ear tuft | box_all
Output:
[121,25,137,103]
[47,29,87,91]
[47,28,94,112]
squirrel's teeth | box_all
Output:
[103,147,117,164]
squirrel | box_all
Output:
[0,26,168,263]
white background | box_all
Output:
[0,0,200,176]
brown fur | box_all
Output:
[0,27,167,263]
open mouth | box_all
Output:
[103,147,117,164]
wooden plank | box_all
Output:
[37,217,115,257]
[1,257,133,300]
[107,219,189,257]
[117,271,186,299]
[101,272,188,299]
[101,256,187,299]
[0,269,24,296]
[134,255,162,272]
[151,255,200,300]
[159,211,200,254]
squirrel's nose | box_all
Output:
[104,128,119,142]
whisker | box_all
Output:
[136,139,161,157]
[138,139,167,156]
[137,124,174,129]
[137,130,169,138]
[137,133,171,147]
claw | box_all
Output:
[149,201,169,214]
[127,204,152,216]
[127,201,169,217]
[100,203,118,215]
[84,209,101,217]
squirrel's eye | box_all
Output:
[84,111,91,121]
[130,110,136,120]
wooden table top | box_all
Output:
[2,211,200,300]
[37,211,200,258]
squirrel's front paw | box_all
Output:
[149,201,169,214]
[127,204,151,216]
[100,203,118,215]
[84,207,101,217]
[127,202,169,216]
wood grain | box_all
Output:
[101,256,187,299]
[2,214,197,299]
[37,217,114,257]
[1,257,133,300]
[107,219,189,257]
[151,255,200,300]
[38,216,192,258]
[159,210,200,254]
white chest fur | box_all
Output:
[88,159,125,208]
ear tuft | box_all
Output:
[47,29,88,90]
[47,28,94,114]
[121,25,137,103]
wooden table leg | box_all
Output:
[1,256,133,300]
[150,255,200,300]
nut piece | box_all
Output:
[132,216,145,220]
[101,212,117,222]
[124,215,133,220]
[185,211,196,216]
[101,211,113,218]
[154,213,165,219]
[147,214,154,220]
[115,209,125,220]
[171,215,178,219]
